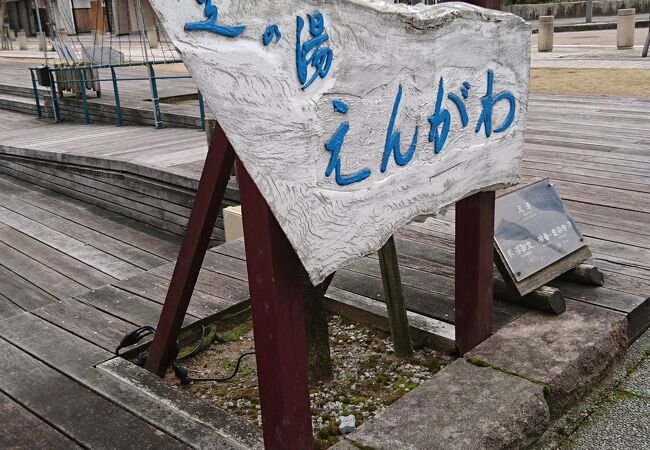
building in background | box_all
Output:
[3,0,157,36]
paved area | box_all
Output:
[536,327,650,450]
[532,29,650,68]
[529,13,649,31]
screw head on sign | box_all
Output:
[516,271,522,276]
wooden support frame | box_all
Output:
[455,191,496,355]
[146,113,499,445]
[145,121,236,376]
[146,124,315,447]
[238,161,313,448]
[378,236,413,358]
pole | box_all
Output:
[110,66,123,126]
[33,0,48,66]
[455,191,495,355]
[378,236,413,357]
[641,15,650,58]
[237,160,314,449]
[134,0,163,128]
[586,0,593,23]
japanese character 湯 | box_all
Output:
[296,12,333,89]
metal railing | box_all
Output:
[28,62,207,131]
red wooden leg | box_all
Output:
[455,191,495,355]
[237,160,313,450]
[146,122,236,377]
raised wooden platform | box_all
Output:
[0,109,238,241]
[0,91,649,447]
[0,61,204,128]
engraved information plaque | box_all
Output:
[495,178,587,283]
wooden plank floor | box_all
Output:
[0,92,649,447]
[0,172,261,448]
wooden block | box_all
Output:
[559,263,605,287]
[223,205,243,242]
[325,286,455,354]
[494,278,566,315]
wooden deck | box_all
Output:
[0,172,263,448]
[0,91,649,447]
[0,109,238,240]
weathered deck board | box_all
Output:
[0,391,81,450]
[0,293,24,321]
[0,227,117,289]
[0,187,169,271]
[0,200,147,279]
[0,313,260,449]
[0,172,261,447]
[33,298,141,352]
[0,339,188,449]
[0,240,88,299]
[77,285,198,330]
[0,264,58,312]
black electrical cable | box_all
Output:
[115,325,155,356]
[115,325,255,384]
[183,351,256,384]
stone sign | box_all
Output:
[495,179,588,282]
[148,0,531,283]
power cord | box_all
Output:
[115,325,255,385]
[182,351,256,383]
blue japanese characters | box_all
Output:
[326,71,518,187]
[324,100,371,186]
[296,12,334,89]
[262,24,282,46]
[183,2,518,188]
[184,0,246,37]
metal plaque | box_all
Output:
[495,178,586,282]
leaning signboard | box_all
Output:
[148,0,531,283]
[494,178,592,296]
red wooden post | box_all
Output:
[455,191,495,355]
[145,122,236,376]
[237,160,313,449]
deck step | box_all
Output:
[0,150,238,243]
[0,82,201,129]
[0,93,39,116]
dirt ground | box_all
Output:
[531,68,650,97]
[167,316,453,449]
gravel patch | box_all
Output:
[169,315,453,449]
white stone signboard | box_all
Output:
[148,0,531,283]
